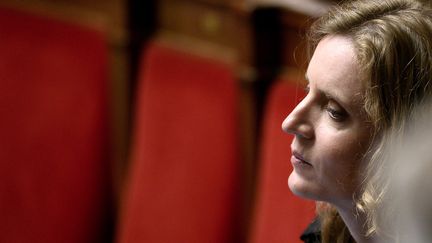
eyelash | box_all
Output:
[325,106,346,122]
[303,84,347,122]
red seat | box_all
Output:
[250,80,315,243]
[0,8,113,243]
[116,41,241,243]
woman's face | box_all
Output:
[282,35,372,208]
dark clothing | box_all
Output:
[300,218,321,243]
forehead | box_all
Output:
[307,35,364,106]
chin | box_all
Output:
[288,170,320,201]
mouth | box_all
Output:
[292,151,312,166]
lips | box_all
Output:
[292,151,312,166]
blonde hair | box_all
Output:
[306,0,432,241]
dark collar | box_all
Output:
[300,217,321,243]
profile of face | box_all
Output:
[282,35,372,208]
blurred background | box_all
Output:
[0,0,340,242]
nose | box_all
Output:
[281,98,314,139]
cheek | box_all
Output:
[316,124,370,166]
[316,142,356,177]
[315,132,368,194]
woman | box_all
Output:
[281,0,432,242]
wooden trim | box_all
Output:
[279,67,308,84]
[0,0,128,45]
[154,30,239,67]
[248,0,330,17]
[0,1,107,32]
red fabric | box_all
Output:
[116,42,241,243]
[0,8,112,243]
[250,81,316,243]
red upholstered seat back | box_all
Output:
[0,8,112,243]
[116,42,241,243]
[250,81,316,243]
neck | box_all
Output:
[334,203,378,243]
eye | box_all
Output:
[325,103,347,122]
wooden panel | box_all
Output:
[159,0,235,47]
[280,9,313,76]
